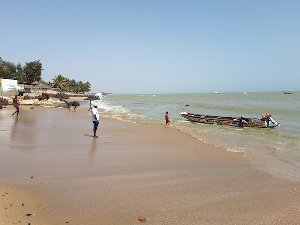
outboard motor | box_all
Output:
[269,117,280,127]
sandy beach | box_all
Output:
[0,106,299,225]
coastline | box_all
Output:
[0,106,299,224]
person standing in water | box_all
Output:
[165,111,170,126]
[91,105,100,137]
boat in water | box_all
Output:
[179,112,279,128]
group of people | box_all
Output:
[10,96,169,138]
[90,107,171,138]
[8,97,170,138]
[10,94,100,138]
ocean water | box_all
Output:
[85,92,300,182]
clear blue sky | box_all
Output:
[1,0,299,94]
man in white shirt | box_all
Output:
[91,105,100,138]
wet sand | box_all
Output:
[0,106,299,224]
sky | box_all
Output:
[1,0,299,94]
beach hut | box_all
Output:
[28,81,50,93]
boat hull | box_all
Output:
[179,112,279,128]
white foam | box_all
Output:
[225,146,246,153]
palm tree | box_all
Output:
[51,75,69,92]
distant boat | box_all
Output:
[284,91,292,94]
[213,91,220,94]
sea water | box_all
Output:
[86,92,300,182]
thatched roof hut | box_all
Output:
[21,81,51,93]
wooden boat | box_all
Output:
[179,112,279,128]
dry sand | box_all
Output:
[0,106,299,225]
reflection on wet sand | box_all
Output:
[89,138,97,161]
[10,109,37,151]
[10,116,19,138]
[0,109,14,141]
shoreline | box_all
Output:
[0,106,299,224]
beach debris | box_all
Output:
[22,203,24,206]
[85,94,101,110]
[0,98,8,106]
[30,176,34,179]
[30,107,34,109]
[25,213,33,217]
[84,95,101,101]
[138,215,146,222]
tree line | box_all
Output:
[0,57,91,93]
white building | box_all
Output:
[0,78,19,97]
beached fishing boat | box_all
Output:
[179,112,279,128]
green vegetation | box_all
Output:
[48,75,91,93]
[0,57,91,93]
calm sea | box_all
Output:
[86,92,300,182]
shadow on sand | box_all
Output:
[84,134,98,138]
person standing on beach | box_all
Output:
[91,105,100,137]
[165,111,170,126]
[12,95,20,117]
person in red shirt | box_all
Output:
[12,95,20,117]
[165,111,170,126]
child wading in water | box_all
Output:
[165,111,170,126]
